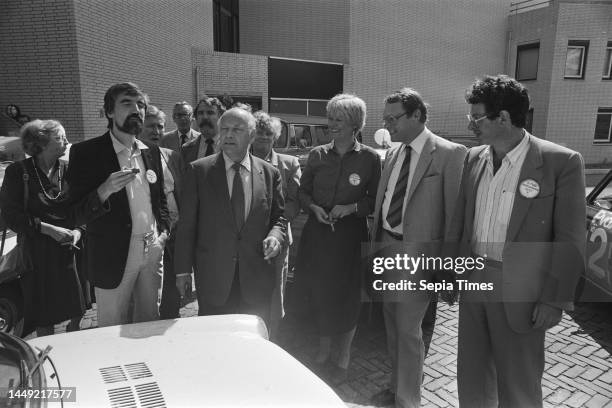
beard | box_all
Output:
[116,115,143,135]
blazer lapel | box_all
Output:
[248,157,265,223]
[464,151,487,242]
[506,140,543,242]
[405,135,434,205]
[210,153,235,228]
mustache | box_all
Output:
[199,118,214,127]
[127,114,143,123]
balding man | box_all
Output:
[174,108,286,324]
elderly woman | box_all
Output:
[251,111,301,340]
[0,120,85,336]
[296,94,381,379]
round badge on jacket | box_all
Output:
[519,178,540,198]
[146,169,157,184]
[349,173,361,186]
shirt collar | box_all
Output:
[223,151,251,173]
[479,131,530,166]
[402,126,428,155]
[267,149,279,165]
[329,139,361,153]
[110,130,148,155]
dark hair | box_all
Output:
[384,88,429,123]
[103,82,149,129]
[194,96,227,116]
[465,75,530,128]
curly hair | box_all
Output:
[20,119,65,156]
[465,75,530,128]
[253,111,282,139]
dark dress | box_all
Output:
[0,158,85,328]
[296,141,381,335]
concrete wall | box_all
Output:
[0,0,84,139]
[72,0,214,140]
[240,0,350,64]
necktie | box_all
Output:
[180,133,188,146]
[386,146,411,229]
[205,138,215,156]
[231,163,245,231]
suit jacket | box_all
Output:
[447,133,586,332]
[180,134,219,165]
[174,152,287,306]
[159,147,185,211]
[160,128,201,152]
[65,132,170,289]
[269,151,301,245]
[371,129,467,250]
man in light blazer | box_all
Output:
[66,82,170,327]
[369,88,467,408]
[174,107,286,324]
[160,101,201,152]
[449,75,585,407]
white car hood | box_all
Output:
[27,315,343,407]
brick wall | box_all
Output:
[240,0,350,64]
[546,1,612,164]
[347,0,509,146]
[192,49,268,111]
[0,0,84,139]
[72,0,214,140]
[507,4,557,143]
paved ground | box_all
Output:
[35,297,612,408]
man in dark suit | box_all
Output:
[160,101,201,152]
[66,82,170,327]
[174,107,286,324]
[138,104,185,319]
[449,75,585,407]
[180,96,226,164]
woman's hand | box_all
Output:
[71,229,82,248]
[329,204,356,222]
[40,222,74,243]
[309,204,333,224]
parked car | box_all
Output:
[0,314,344,407]
[582,169,612,301]
[273,121,331,167]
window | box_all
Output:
[564,40,589,79]
[603,41,612,80]
[293,126,312,148]
[274,121,289,149]
[213,0,239,53]
[594,108,612,144]
[525,108,534,133]
[516,42,539,81]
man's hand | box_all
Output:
[329,203,356,221]
[97,169,138,202]
[532,303,563,330]
[309,204,332,224]
[263,236,281,261]
[175,274,192,298]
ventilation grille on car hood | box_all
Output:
[100,363,166,408]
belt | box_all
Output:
[383,229,403,241]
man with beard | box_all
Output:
[160,101,200,152]
[181,96,226,164]
[66,82,170,327]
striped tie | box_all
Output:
[386,146,411,229]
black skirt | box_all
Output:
[295,213,367,336]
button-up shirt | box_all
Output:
[110,131,156,235]
[223,152,252,222]
[472,132,530,261]
[298,140,381,216]
[197,134,220,159]
[381,127,429,234]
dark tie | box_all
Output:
[205,138,215,156]
[386,146,411,229]
[231,163,245,231]
[180,133,188,146]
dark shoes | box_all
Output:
[370,388,396,407]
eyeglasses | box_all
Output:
[382,111,409,126]
[466,114,489,126]
[174,113,192,119]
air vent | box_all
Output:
[100,366,128,383]
[135,382,166,408]
[107,386,137,408]
[125,362,153,380]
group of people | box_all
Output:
[0,74,586,408]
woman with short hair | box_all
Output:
[0,119,85,336]
[296,94,381,380]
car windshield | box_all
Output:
[592,183,612,210]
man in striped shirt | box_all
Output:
[449,75,586,408]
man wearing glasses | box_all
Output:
[448,75,585,407]
[161,101,200,152]
[369,88,467,408]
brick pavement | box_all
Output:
[34,300,612,407]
